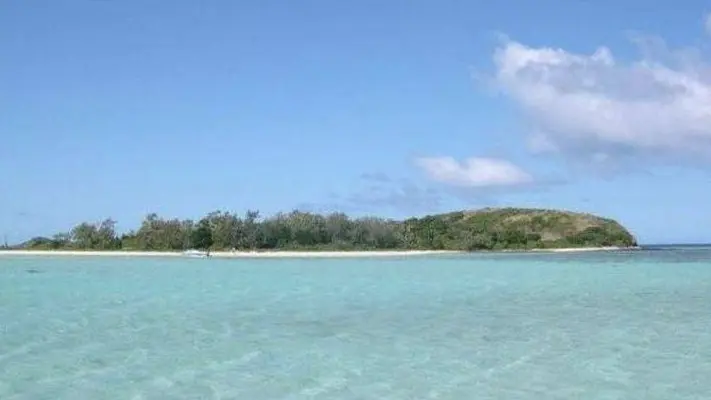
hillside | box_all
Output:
[402,207,637,250]
[16,207,637,252]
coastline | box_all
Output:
[0,246,638,258]
[0,250,463,258]
[530,246,640,253]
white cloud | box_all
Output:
[491,29,711,165]
[705,12,711,36]
[415,156,533,187]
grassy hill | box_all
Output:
[401,207,637,250]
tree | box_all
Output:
[190,219,214,251]
[242,209,260,249]
[71,222,98,249]
[52,233,71,249]
[96,218,120,249]
[135,214,188,250]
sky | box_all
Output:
[3,0,711,244]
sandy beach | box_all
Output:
[0,247,638,258]
[530,246,639,253]
[0,250,464,258]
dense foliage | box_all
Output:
[17,208,637,251]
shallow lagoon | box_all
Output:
[1,249,710,399]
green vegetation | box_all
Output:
[15,208,637,252]
[190,219,214,251]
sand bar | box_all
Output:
[0,247,640,259]
[532,246,640,253]
[0,250,463,258]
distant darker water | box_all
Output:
[642,243,711,249]
[1,249,711,399]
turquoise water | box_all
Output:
[2,249,711,399]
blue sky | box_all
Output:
[3,0,711,244]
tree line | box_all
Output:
[18,208,637,252]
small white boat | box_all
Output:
[183,249,210,258]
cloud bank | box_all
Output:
[492,31,711,166]
[326,16,711,207]
[416,16,711,192]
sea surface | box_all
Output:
[1,247,711,399]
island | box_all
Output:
[3,207,637,255]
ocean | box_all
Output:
[1,248,710,399]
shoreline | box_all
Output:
[0,250,463,258]
[530,246,640,253]
[0,247,638,258]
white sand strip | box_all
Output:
[0,247,639,258]
[0,250,462,258]
[530,246,640,253]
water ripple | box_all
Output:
[1,253,711,399]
